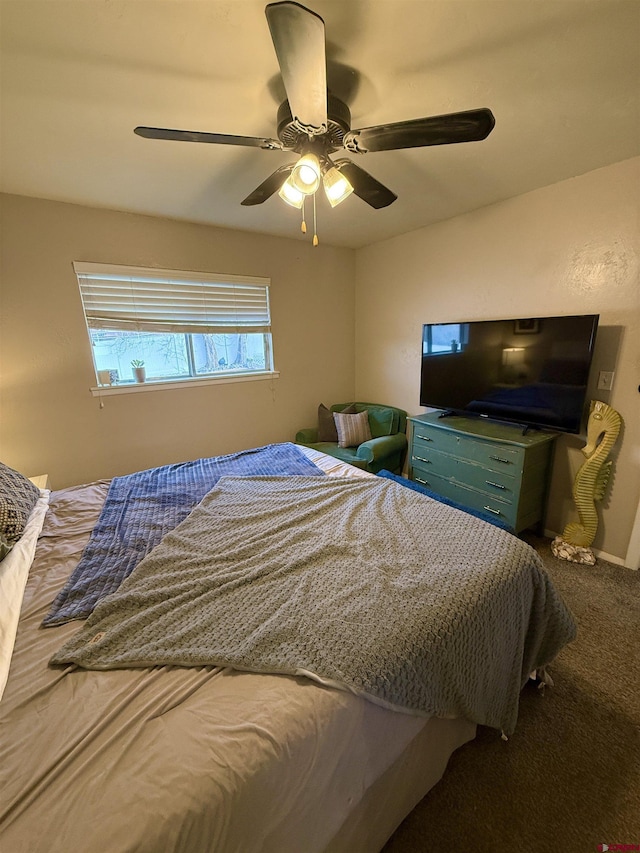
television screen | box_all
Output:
[419,315,599,433]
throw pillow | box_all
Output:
[333,410,372,448]
[317,402,356,442]
[318,403,338,442]
[0,462,41,551]
[366,406,396,438]
[0,534,13,561]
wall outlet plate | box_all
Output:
[597,371,615,391]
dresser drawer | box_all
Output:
[410,469,516,528]
[411,446,518,500]
[411,447,457,479]
[413,422,524,475]
[412,422,462,455]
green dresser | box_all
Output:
[408,412,558,533]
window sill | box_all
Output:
[90,370,280,397]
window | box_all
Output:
[74,263,275,391]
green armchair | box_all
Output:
[295,402,408,474]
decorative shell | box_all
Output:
[551,536,596,566]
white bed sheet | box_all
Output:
[297,444,377,478]
[0,490,50,701]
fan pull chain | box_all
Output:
[301,197,307,234]
[312,194,319,246]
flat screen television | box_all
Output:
[419,314,599,433]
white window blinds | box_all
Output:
[74,262,271,335]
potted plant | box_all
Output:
[131,359,146,383]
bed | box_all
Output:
[0,443,576,853]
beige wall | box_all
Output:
[0,194,356,488]
[355,157,640,563]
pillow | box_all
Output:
[0,462,41,553]
[366,406,396,438]
[317,402,356,442]
[333,410,372,448]
[0,535,12,561]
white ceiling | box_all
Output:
[1,0,639,249]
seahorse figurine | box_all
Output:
[552,400,623,564]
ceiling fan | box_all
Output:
[134,1,495,237]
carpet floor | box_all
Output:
[382,534,640,853]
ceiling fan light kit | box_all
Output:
[278,176,305,208]
[323,166,354,208]
[289,152,322,195]
[134,0,495,245]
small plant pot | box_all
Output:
[133,366,146,383]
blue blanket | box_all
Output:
[43,443,323,626]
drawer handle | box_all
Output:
[415,477,430,486]
[416,435,433,442]
[489,455,511,465]
[483,505,502,516]
[414,456,431,464]
[485,480,506,490]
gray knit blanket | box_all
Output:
[51,476,577,734]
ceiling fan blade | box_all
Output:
[265,2,327,135]
[134,126,283,150]
[241,164,294,206]
[335,160,397,209]
[344,108,495,154]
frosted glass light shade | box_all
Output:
[323,166,354,207]
[290,153,321,195]
[278,176,305,208]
